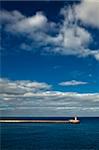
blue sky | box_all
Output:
[0,0,99,117]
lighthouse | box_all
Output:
[75,116,77,120]
[69,116,80,123]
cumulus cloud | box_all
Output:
[0,10,24,24]
[0,78,99,116]
[7,12,48,33]
[1,0,99,61]
[75,0,99,28]
[56,3,99,60]
[60,5,92,50]
[0,78,51,95]
[0,10,56,34]
[59,80,88,86]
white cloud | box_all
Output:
[1,0,99,61]
[62,26,91,51]
[0,78,99,116]
[56,4,99,60]
[0,78,51,95]
[60,5,92,50]
[59,80,88,86]
[92,50,99,61]
[76,0,99,28]
[1,10,56,34]
[0,10,24,24]
[7,12,48,33]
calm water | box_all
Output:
[1,117,99,150]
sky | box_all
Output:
[0,0,99,117]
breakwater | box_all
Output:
[0,119,80,123]
[0,119,70,123]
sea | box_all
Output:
[0,117,99,150]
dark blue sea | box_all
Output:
[1,117,99,150]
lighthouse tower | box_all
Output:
[75,116,77,120]
[69,116,80,123]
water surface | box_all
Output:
[1,117,99,150]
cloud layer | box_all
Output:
[59,80,88,86]
[0,78,99,116]
[1,0,99,60]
